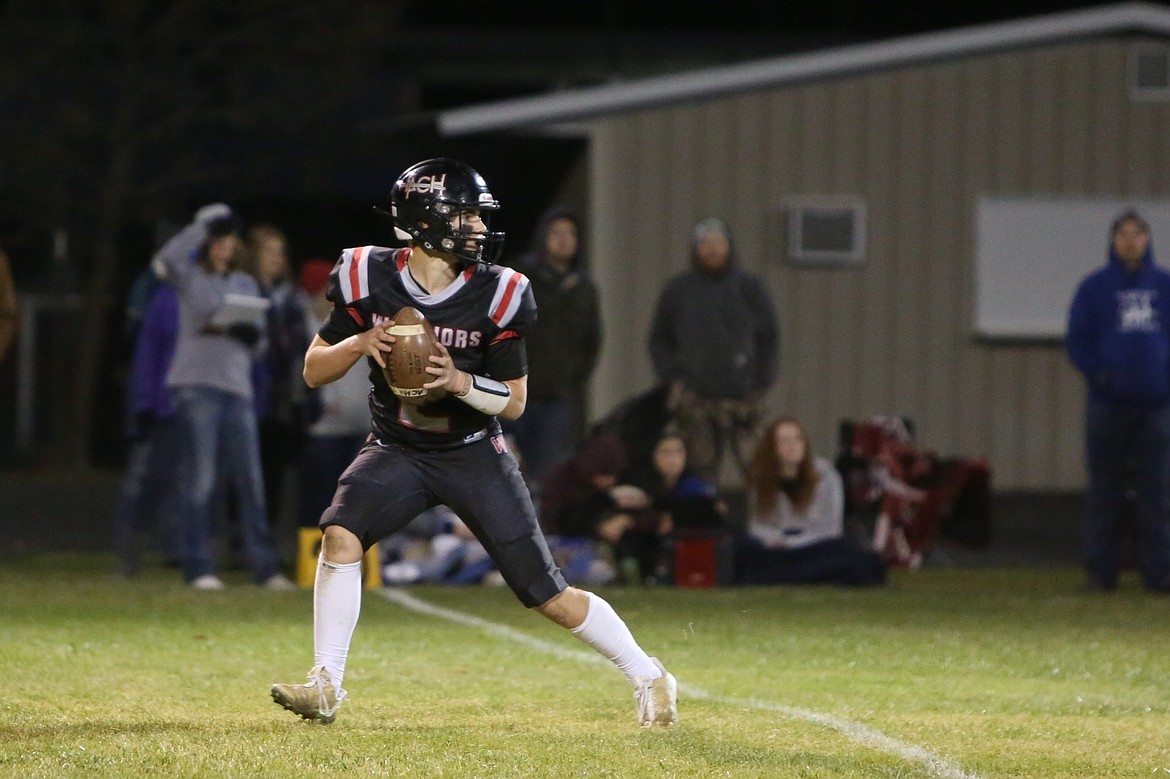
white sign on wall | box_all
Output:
[974,197,1170,338]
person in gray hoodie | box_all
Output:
[648,217,779,489]
[153,203,291,591]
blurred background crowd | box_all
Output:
[3,0,1167,591]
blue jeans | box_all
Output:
[501,397,574,493]
[111,416,184,574]
[296,433,366,528]
[174,386,280,583]
[1083,399,1170,590]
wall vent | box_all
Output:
[785,197,867,266]
[1130,44,1170,101]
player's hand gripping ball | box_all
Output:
[383,306,443,406]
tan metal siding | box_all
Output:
[587,37,1170,489]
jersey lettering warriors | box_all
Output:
[318,246,535,450]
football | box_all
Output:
[384,306,443,406]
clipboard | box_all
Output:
[207,293,270,328]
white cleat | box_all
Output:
[271,665,347,724]
[634,658,678,727]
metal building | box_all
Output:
[441,3,1170,490]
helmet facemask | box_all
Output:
[402,199,503,266]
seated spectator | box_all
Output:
[735,417,885,586]
[588,384,674,481]
[540,430,674,585]
[540,431,628,537]
[538,430,641,582]
[379,506,499,586]
[624,430,731,583]
[632,430,726,531]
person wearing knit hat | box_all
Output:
[691,217,730,245]
[299,258,334,297]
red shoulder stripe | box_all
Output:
[347,306,365,326]
[490,273,522,325]
[348,246,366,301]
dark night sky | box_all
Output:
[402,0,1170,36]
[389,1,1170,113]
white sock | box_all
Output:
[313,556,363,691]
[570,591,660,684]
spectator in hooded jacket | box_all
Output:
[649,217,779,489]
[539,430,632,542]
[1066,208,1170,593]
[503,208,601,492]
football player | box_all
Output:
[270,158,677,727]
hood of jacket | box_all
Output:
[689,217,736,278]
[520,206,584,274]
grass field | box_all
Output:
[3,553,1169,778]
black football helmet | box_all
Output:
[378,158,505,266]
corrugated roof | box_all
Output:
[438,2,1170,136]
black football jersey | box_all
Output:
[318,246,535,449]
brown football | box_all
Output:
[384,306,443,406]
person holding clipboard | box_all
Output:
[151,203,292,591]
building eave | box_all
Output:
[439,2,1170,136]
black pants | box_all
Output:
[734,536,886,587]
[321,434,566,607]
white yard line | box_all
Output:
[376,588,983,779]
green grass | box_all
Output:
[3,554,1169,778]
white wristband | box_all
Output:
[456,373,511,416]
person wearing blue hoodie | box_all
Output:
[1066,209,1170,593]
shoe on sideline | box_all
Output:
[190,575,226,590]
[263,573,297,591]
